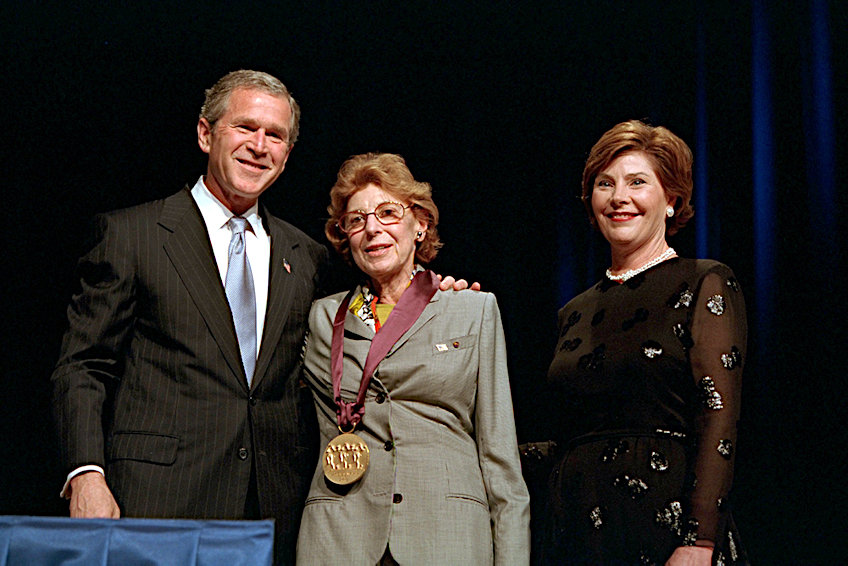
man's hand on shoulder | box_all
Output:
[437,274,482,292]
[69,471,120,518]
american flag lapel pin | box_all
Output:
[283,258,291,273]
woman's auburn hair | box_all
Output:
[581,119,694,236]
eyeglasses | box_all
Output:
[337,201,413,235]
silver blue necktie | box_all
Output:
[225,217,257,385]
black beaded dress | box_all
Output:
[541,258,748,565]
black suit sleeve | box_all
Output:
[51,213,137,473]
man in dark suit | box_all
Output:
[50,70,327,564]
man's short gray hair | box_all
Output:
[200,69,301,146]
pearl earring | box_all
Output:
[666,206,674,218]
[417,231,423,239]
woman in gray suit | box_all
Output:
[296,153,530,565]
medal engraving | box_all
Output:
[323,432,370,485]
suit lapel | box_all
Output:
[252,212,298,389]
[159,188,246,388]
[344,313,374,339]
[387,292,441,355]
[339,285,442,355]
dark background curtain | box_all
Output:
[2,2,844,562]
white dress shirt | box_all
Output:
[190,177,270,347]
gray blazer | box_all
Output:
[296,287,530,565]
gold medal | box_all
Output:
[322,432,370,485]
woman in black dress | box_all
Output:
[542,120,747,565]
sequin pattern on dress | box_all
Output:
[721,346,742,369]
[726,277,740,292]
[673,323,694,349]
[717,439,733,459]
[655,429,687,440]
[682,518,700,545]
[642,341,663,359]
[668,285,694,309]
[614,474,649,499]
[655,500,683,532]
[650,451,669,471]
[728,530,739,560]
[589,506,603,529]
[601,439,630,463]
[698,376,724,410]
[706,294,726,316]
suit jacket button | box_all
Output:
[249,396,257,406]
[393,493,403,504]
[384,440,393,451]
[238,447,249,460]
[376,392,386,404]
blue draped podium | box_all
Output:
[0,516,274,566]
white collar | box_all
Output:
[190,176,262,234]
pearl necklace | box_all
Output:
[605,248,677,282]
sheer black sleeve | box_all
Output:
[687,265,746,542]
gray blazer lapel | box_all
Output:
[387,291,441,355]
[159,188,245,387]
[336,285,441,354]
[344,315,374,340]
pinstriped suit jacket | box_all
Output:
[51,187,327,562]
[296,287,530,565]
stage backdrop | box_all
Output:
[2,2,844,563]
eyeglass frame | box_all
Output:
[336,201,416,235]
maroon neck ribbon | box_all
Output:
[331,270,439,430]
